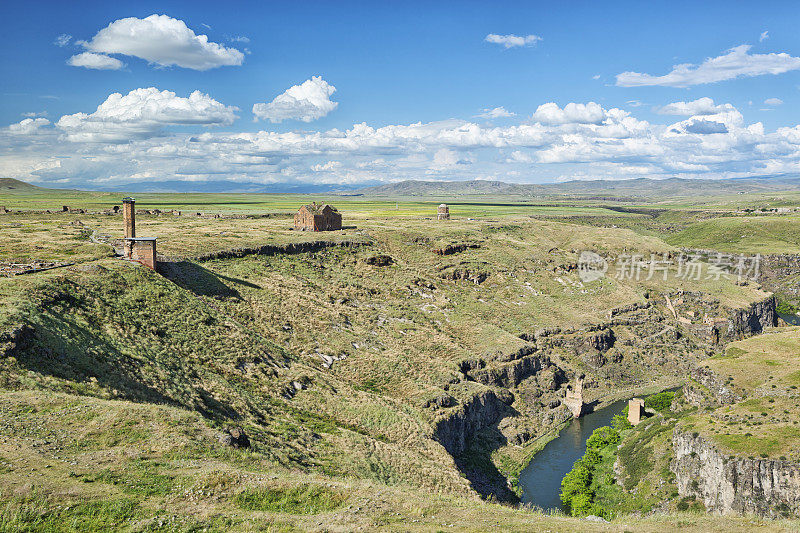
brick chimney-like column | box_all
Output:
[123,197,135,239]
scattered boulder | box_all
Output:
[441,268,488,284]
[587,352,607,367]
[412,278,436,290]
[536,365,565,390]
[218,427,250,449]
[589,328,616,352]
[422,393,456,409]
[366,254,394,266]
[432,243,480,256]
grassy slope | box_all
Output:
[0,197,792,530]
[667,216,800,254]
[0,390,793,532]
[680,328,800,460]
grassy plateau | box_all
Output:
[1,181,799,531]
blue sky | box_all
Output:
[2,1,800,191]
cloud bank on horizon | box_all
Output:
[6,91,800,189]
[3,9,800,190]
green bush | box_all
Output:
[591,426,620,446]
[560,463,592,511]
[612,413,632,432]
[777,299,798,315]
[559,425,622,516]
[645,391,675,413]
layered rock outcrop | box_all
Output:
[683,366,742,408]
[724,295,777,340]
[673,431,800,517]
[469,354,549,389]
[432,390,510,456]
[193,239,367,261]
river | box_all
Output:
[518,398,628,510]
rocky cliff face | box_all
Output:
[724,295,777,340]
[683,366,742,408]
[432,390,510,456]
[672,431,800,517]
[192,239,368,261]
[469,354,548,389]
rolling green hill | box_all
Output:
[0,178,41,191]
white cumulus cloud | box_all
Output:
[67,52,125,70]
[485,33,542,49]
[477,106,515,119]
[506,150,533,163]
[55,87,238,142]
[616,45,800,87]
[760,31,769,42]
[531,102,608,125]
[656,97,734,116]
[765,97,783,106]
[78,14,244,70]
[7,118,51,135]
[252,76,338,123]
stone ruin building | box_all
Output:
[628,397,645,425]
[437,204,450,220]
[563,375,585,417]
[122,197,157,270]
[294,202,342,231]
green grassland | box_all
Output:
[680,328,800,460]
[0,184,799,530]
[666,216,800,255]
[0,184,646,218]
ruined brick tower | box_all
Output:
[121,197,157,270]
[563,375,585,418]
[123,197,135,238]
[437,204,450,220]
[627,398,645,425]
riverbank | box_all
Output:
[499,379,683,501]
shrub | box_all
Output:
[586,426,621,450]
[560,463,592,511]
[560,424,623,516]
[612,414,633,432]
[777,299,798,315]
[645,391,675,413]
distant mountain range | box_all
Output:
[350,176,800,199]
[3,175,800,198]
